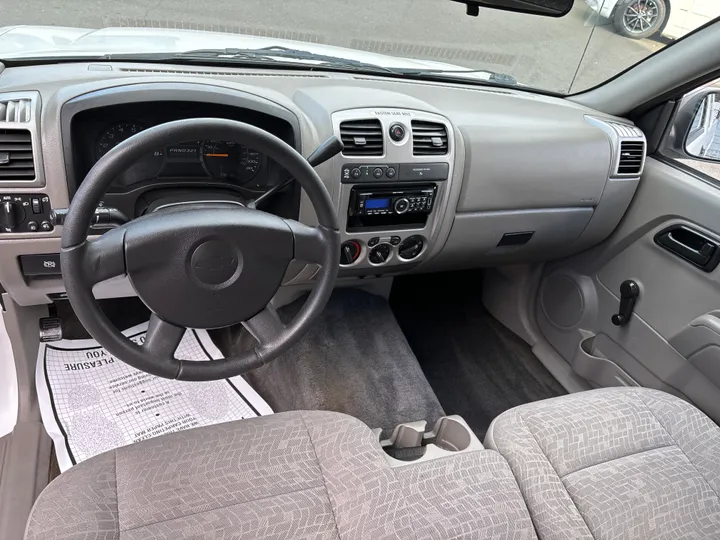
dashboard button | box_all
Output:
[394,198,410,214]
[373,167,383,179]
[40,221,53,232]
[19,254,61,276]
[31,198,42,214]
[351,167,362,179]
[27,221,38,232]
[390,236,402,245]
[386,167,396,178]
[389,124,406,142]
[368,237,380,247]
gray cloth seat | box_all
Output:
[485,387,720,540]
[25,410,537,540]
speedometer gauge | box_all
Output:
[202,141,262,183]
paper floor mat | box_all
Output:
[36,322,272,472]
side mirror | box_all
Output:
[685,92,720,162]
[664,87,720,164]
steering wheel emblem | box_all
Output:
[190,240,240,285]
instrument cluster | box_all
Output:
[94,121,267,191]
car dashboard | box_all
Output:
[0,62,647,306]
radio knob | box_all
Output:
[0,201,24,231]
[394,197,410,214]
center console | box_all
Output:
[332,109,454,273]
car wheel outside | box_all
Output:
[613,0,667,40]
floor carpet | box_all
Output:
[213,288,446,437]
[390,271,566,440]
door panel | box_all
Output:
[537,157,720,423]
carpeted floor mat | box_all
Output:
[390,271,566,440]
[212,288,445,437]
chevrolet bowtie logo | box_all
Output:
[194,256,236,270]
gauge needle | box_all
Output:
[205,153,229,157]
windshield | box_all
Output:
[1,0,718,94]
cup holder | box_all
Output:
[380,415,481,465]
[431,416,472,452]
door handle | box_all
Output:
[655,225,720,271]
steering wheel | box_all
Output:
[60,118,340,381]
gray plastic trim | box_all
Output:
[536,157,720,423]
[573,335,639,388]
[670,312,720,388]
[330,108,456,273]
[0,423,52,540]
[585,116,647,179]
[380,415,484,468]
[59,82,302,196]
[426,208,594,271]
[0,91,45,189]
[0,296,53,540]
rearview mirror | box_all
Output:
[452,0,574,17]
[685,92,720,162]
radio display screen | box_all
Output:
[366,198,390,210]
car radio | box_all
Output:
[349,185,436,217]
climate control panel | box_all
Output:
[0,194,53,233]
[339,235,425,267]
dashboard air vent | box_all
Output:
[411,120,448,156]
[339,119,383,156]
[0,99,32,123]
[0,129,35,180]
[617,141,645,175]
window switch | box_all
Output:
[31,197,41,214]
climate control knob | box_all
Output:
[369,243,392,265]
[398,236,425,260]
[340,240,361,266]
[0,201,24,231]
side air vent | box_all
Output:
[617,141,645,175]
[0,129,35,180]
[340,119,383,156]
[0,99,32,123]
[411,120,448,156]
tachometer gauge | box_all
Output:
[96,122,165,186]
[202,141,262,184]
[96,122,145,159]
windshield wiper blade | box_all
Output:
[98,48,517,86]
[168,46,398,73]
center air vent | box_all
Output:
[411,120,448,156]
[340,119,383,156]
[0,129,35,181]
[617,141,645,175]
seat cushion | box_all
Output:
[26,410,538,540]
[485,387,720,540]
